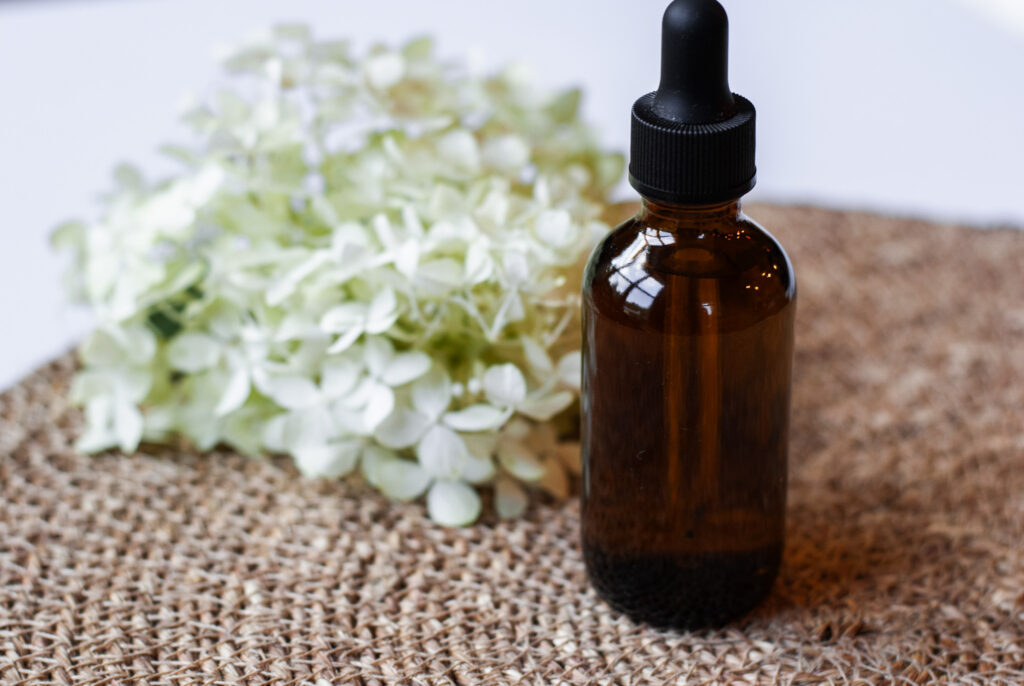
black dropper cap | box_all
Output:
[629,0,756,204]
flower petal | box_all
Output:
[417,424,467,480]
[464,240,494,284]
[362,382,395,430]
[260,374,321,410]
[443,404,510,432]
[336,376,374,410]
[332,404,370,436]
[517,390,574,421]
[179,403,221,451]
[320,302,367,333]
[502,250,529,286]
[75,396,117,453]
[263,413,289,453]
[482,134,530,174]
[521,336,554,375]
[555,441,582,475]
[538,456,570,498]
[557,351,582,390]
[365,287,399,334]
[363,335,394,378]
[461,453,495,484]
[364,51,405,90]
[463,431,499,460]
[266,252,327,305]
[427,480,481,527]
[120,325,158,365]
[394,241,419,277]
[222,409,264,457]
[275,313,324,342]
[497,439,545,481]
[381,351,431,386]
[503,417,531,439]
[411,366,452,420]
[113,367,152,403]
[79,329,124,367]
[494,476,528,519]
[283,405,336,451]
[141,404,175,441]
[533,208,575,248]
[321,358,361,398]
[523,421,556,448]
[415,258,463,296]
[374,407,431,449]
[483,363,527,407]
[295,440,362,479]
[362,445,431,501]
[462,431,498,483]
[215,356,251,416]
[402,204,424,237]
[70,370,111,405]
[113,401,144,453]
[436,129,480,174]
[326,326,363,354]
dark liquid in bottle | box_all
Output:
[581,201,795,629]
[584,546,782,629]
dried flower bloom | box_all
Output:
[54,25,623,525]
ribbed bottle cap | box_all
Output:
[629,0,757,204]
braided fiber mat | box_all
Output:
[3,205,1024,685]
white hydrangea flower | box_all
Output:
[54,25,622,526]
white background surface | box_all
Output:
[1,0,1023,390]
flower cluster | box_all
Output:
[53,25,622,525]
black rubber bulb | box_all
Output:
[652,0,737,123]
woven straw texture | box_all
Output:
[2,205,1023,685]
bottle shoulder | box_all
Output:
[583,211,796,333]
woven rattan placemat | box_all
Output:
[2,205,1023,684]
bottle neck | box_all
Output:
[639,197,742,226]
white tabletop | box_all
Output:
[1,0,1022,390]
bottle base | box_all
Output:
[583,544,781,630]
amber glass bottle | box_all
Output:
[581,0,796,629]
[581,198,795,628]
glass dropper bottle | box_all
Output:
[580,0,797,629]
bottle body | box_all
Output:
[581,198,796,629]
